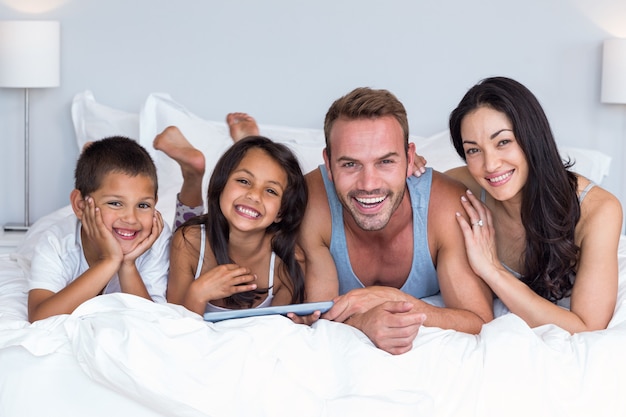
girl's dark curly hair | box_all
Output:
[181,136,307,308]
[449,77,579,301]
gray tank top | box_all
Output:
[320,166,439,298]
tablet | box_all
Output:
[203,301,334,322]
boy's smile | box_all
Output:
[82,172,157,254]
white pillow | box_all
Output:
[412,130,464,172]
[559,146,611,184]
[139,93,326,229]
[256,124,326,174]
[139,93,234,228]
[71,90,140,150]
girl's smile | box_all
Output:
[220,148,287,233]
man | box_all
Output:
[299,87,493,355]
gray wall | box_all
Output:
[1,0,625,230]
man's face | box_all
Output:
[324,115,414,231]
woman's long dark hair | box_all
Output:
[449,77,579,302]
[181,136,307,308]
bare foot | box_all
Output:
[81,141,94,153]
[226,112,260,142]
[153,126,205,177]
[153,126,205,207]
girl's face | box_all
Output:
[219,148,288,234]
[460,106,528,203]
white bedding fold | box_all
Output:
[1,237,625,417]
[59,292,626,417]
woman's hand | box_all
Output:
[412,152,427,177]
[455,190,501,280]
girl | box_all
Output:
[166,136,307,314]
[446,77,622,332]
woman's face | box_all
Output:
[459,106,528,203]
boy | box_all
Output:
[27,136,170,322]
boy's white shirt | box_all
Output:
[28,211,171,303]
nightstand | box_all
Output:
[0,229,26,255]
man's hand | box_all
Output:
[348,301,426,355]
[323,286,407,323]
[323,287,427,355]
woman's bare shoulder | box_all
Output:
[577,175,623,234]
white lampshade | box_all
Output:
[601,38,626,104]
[0,20,60,88]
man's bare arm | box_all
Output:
[299,169,339,302]
[423,171,494,332]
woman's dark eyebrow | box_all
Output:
[490,129,513,140]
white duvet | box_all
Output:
[1,236,625,417]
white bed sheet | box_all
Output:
[1,236,625,417]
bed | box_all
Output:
[0,91,623,417]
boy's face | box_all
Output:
[82,172,157,254]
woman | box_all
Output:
[446,76,622,332]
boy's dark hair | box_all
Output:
[74,136,158,197]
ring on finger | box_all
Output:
[472,219,484,227]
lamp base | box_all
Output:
[3,223,30,232]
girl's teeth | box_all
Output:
[237,207,260,217]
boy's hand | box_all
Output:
[80,197,123,263]
[122,210,164,264]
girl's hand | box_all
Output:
[123,210,164,264]
[191,264,258,304]
[80,197,123,263]
[455,190,500,280]
[412,152,427,177]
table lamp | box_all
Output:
[602,38,626,104]
[0,20,60,231]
